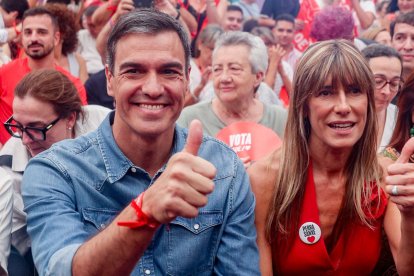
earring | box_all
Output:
[67,127,72,130]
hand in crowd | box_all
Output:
[142,120,217,223]
[113,0,134,20]
[386,137,414,216]
[268,44,286,69]
[154,0,179,17]
[200,66,212,87]
[295,19,305,31]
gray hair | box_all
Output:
[106,9,191,73]
[213,31,268,73]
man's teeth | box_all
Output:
[330,123,353,128]
[139,104,164,110]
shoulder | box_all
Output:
[263,104,288,124]
[248,150,280,199]
[0,58,24,75]
[248,150,280,218]
[177,125,239,177]
[178,102,212,124]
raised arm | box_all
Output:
[247,152,279,276]
[384,138,414,275]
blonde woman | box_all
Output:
[249,40,414,275]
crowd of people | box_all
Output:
[0,0,414,275]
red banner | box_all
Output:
[293,0,320,52]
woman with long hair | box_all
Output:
[249,40,414,275]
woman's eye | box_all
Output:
[348,86,362,95]
[317,89,332,97]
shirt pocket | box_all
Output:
[166,211,223,275]
[81,208,118,232]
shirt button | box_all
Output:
[193,223,200,230]
[100,224,106,228]
[144,269,151,275]
[131,167,137,173]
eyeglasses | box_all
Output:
[3,116,61,142]
[374,75,404,93]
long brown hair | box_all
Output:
[266,40,382,245]
[388,71,414,152]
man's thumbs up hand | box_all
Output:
[142,120,216,223]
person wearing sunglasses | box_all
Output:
[362,44,403,152]
[0,69,109,275]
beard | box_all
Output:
[24,43,54,60]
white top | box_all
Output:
[0,168,12,274]
[379,104,398,152]
[0,105,110,268]
[77,29,104,75]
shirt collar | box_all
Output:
[97,111,187,183]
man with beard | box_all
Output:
[0,7,87,146]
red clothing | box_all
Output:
[273,166,387,275]
[0,58,87,144]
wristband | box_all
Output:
[117,192,160,229]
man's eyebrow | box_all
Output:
[118,61,184,72]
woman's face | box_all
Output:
[375,30,392,46]
[369,56,402,112]
[307,78,368,151]
[198,43,214,69]
[212,45,262,105]
[12,95,76,157]
[399,0,414,14]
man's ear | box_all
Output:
[54,31,60,47]
[105,64,114,97]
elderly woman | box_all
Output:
[0,69,109,275]
[249,40,414,275]
[178,31,287,139]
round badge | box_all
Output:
[299,222,321,245]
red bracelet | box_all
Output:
[117,192,160,229]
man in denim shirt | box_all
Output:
[22,9,260,276]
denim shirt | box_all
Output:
[22,112,260,276]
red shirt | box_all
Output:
[273,165,387,275]
[0,58,87,144]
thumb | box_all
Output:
[182,120,203,155]
[396,137,414,164]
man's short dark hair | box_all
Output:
[275,13,295,25]
[106,9,191,74]
[361,44,402,70]
[0,0,29,20]
[391,10,414,37]
[227,5,243,15]
[22,6,58,29]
